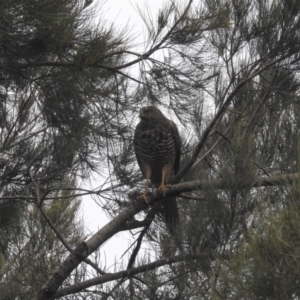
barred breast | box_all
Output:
[135,124,176,187]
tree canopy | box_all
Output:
[2,0,300,299]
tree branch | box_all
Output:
[15,1,194,76]
[126,225,150,270]
[170,172,300,197]
[53,254,207,299]
[29,172,106,276]
[35,171,299,299]
[35,200,147,300]
[121,203,161,231]
[175,54,295,183]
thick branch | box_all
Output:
[35,172,298,299]
[35,200,147,300]
[170,172,300,197]
[141,173,300,203]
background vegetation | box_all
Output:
[1,0,300,299]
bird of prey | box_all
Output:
[134,106,181,233]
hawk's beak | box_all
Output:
[139,107,147,119]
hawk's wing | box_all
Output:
[168,120,181,175]
[162,120,181,235]
[133,122,145,177]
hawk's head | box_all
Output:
[139,106,164,122]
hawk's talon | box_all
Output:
[158,183,172,196]
[137,190,150,204]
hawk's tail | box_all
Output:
[163,196,179,235]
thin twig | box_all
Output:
[54,254,207,298]
[191,126,231,169]
[126,225,150,270]
[29,172,106,275]
[176,54,294,183]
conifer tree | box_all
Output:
[2,0,300,299]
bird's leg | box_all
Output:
[138,178,150,203]
[137,166,151,204]
[158,166,172,197]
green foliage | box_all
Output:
[216,184,300,299]
[2,0,300,299]
[0,196,84,299]
[0,0,130,196]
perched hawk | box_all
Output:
[134,106,181,233]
